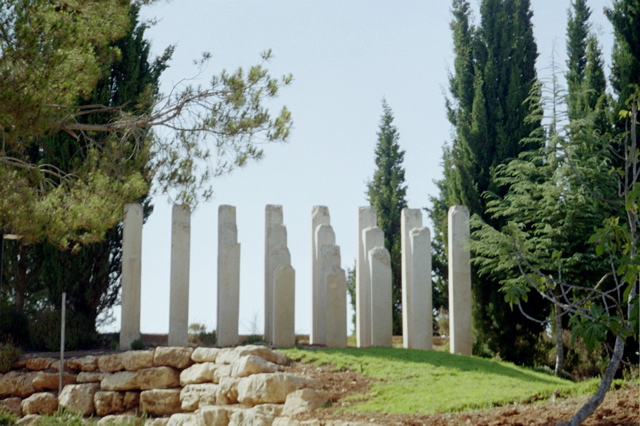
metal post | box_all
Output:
[0,233,4,315]
[59,292,66,394]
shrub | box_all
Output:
[130,338,146,350]
[0,311,30,348]
[0,409,18,426]
[188,323,216,346]
[0,342,21,374]
[30,310,98,351]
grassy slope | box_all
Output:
[281,347,598,414]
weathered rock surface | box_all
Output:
[191,347,219,363]
[237,373,322,405]
[77,371,110,383]
[66,355,98,372]
[20,392,57,415]
[94,390,124,416]
[0,396,22,416]
[166,412,200,426]
[58,383,100,416]
[215,377,240,405]
[121,350,154,371]
[0,372,36,398]
[231,355,278,378]
[32,371,76,391]
[154,347,194,369]
[98,353,124,373]
[140,389,182,416]
[180,383,218,411]
[179,362,217,385]
[24,358,53,371]
[228,404,283,426]
[197,406,239,426]
[282,388,330,416]
[16,414,43,425]
[137,366,181,390]
[97,414,144,425]
[101,371,138,391]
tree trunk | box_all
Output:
[554,300,564,375]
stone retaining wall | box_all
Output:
[0,345,330,425]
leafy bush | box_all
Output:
[241,334,264,345]
[0,342,21,374]
[130,338,146,350]
[188,323,216,346]
[30,310,98,351]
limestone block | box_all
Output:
[98,353,124,373]
[236,373,322,406]
[448,205,472,356]
[272,264,296,348]
[216,345,290,366]
[94,391,124,416]
[121,203,143,350]
[140,389,182,416]
[167,413,202,426]
[311,206,331,346]
[356,207,377,348]
[97,414,143,425]
[217,205,241,347]
[180,383,218,411]
[311,223,336,345]
[231,355,278,378]
[369,246,392,348]
[22,394,56,417]
[154,347,194,369]
[65,355,98,372]
[401,207,422,347]
[77,371,110,383]
[169,204,191,347]
[32,371,76,391]
[0,396,22,416]
[282,388,330,416]
[11,359,26,370]
[180,362,217,385]
[137,366,180,390]
[58,383,100,416]
[411,227,433,350]
[229,404,283,426]
[101,371,138,391]
[123,391,140,411]
[212,364,231,384]
[214,347,235,365]
[215,377,240,405]
[121,350,154,371]
[198,406,239,426]
[145,419,170,426]
[24,358,53,371]
[15,414,42,425]
[0,372,36,398]
[191,347,219,363]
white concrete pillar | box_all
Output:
[411,227,433,350]
[448,205,472,355]
[311,206,330,345]
[401,207,422,348]
[273,264,296,347]
[369,246,392,347]
[265,205,284,343]
[322,244,347,348]
[356,207,377,348]
[169,204,191,347]
[361,226,385,345]
[217,205,241,347]
[120,203,143,350]
[311,223,335,345]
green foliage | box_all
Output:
[281,347,597,415]
[366,100,407,335]
[188,323,217,346]
[0,409,17,426]
[29,310,98,351]
[241,335,265,345]
[0,342,20,374]
[38,409,91,426]
[130,338,147,350]
[345,263,356,333]
[0,311,30,348]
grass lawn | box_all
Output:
[281,347,599,415]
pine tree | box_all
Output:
[367,100,408,336]
[607,0,640,112]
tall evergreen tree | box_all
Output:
[607,0,640,113]
[367,100,407,335]
[430,0,546,364]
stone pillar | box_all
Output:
[311,206,330,345]
[362,226,385,345]
[369,247,392,347]
[311,223,335,345]
[411,227,432,350]
[217,205,241,347]
[322,244,347,348]
[120,203,143,350]
[169,204,191,347]
[401,208,422,348]
[272,264,295,347]
[265,205,284,343]
[448,205,472,355]
[356,207,377,348]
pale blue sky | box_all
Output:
[102,0,614,336]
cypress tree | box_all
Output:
[367,100,408,336]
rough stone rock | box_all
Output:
[197,406,239,426]
[214,347,236,365]
[77,371,110,383]
[58,383,100,416]
[235,345,291,366]
[101,371,138,391]
[230,355,278,378]
[212,364,231,384]
[140,389,182,416]
[228,404,283,426]
[144,418,170,426]
[0,372,36,398]
[180,383,218,411]
[237,373,322,406]
[66,355,98,372]
[94,390,124,416]
[97,414,144,425]
[137,366,180,390]
[167,413,201,426]
[121,350,154,371]
[215,377,240,405]
[11,359,26,369]
[21,392,58,415]
[32,371,76,391]
[191,347,220,363]
[154,347,194,369]
[123,391,140,410]
[179,362,217,385]
[16,414,42,425]
[0,396,22,416]
[98,353,124,372]
[282,388,330,416]
[24,358,53,371]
